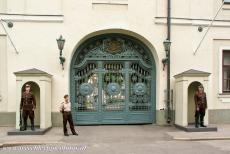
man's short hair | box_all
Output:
[64,94,69,99]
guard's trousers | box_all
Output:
[195,108,205,124]
[22,110,34,127]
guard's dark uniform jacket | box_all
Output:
[20,92,36,130]
[194,91,207,110]
[194,91,207,127]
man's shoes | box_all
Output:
[20,127,24,131]
[22,126,27,131]
[31,126,35,131]
[73,132,78,136]
[200,124,207,127]
[64,133,69,136]
[195,124,199,128]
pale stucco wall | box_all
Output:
[0,0,230,125]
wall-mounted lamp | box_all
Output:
[163,39,171,54]
[162,39,171,70]
[56,35,66,70]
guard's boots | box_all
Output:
[195,116,199,128]
[31,121,35,131]
[22,121,27,131]
[200,116,207,127]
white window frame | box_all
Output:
[219,46,230,94]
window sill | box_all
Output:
[218,93,230,103]
[219,93,230,95]
[223,4,230,10]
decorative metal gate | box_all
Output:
[70,34,156,125]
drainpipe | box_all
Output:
[166,0,171,124]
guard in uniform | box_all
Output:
[20,84,36,131]
[194,85,207,128]
[59,94,78,136]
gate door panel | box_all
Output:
[71,34,156,125]
[101,63,126,123]
[128,62,153,123]
[75,63,100,124]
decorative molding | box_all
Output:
[175,79,188,83]
[218,94,230,103]
[223,4,230,10]
[74,36,153,68]
[174,69,211,78]
[155,17,230,27]
[0,13,64,23]
[92,0,128,5]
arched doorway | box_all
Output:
[187,81,202,124]
[21,81,40,127]
[70,34,156,125]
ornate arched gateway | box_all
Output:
[70,34,156,125]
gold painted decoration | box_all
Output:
[103,39,124,54]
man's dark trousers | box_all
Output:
[62,111,76,134]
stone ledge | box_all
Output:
[174,124,217,132]
[0,14,64,23]
[7,127,52,135]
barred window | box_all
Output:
[223,50,230,92]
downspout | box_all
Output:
[166,0,171,124]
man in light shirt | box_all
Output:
[59,94,78,136]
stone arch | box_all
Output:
[187,81,203,124]
[69,29,159,68]
[70,32,157,125]
[68,29,160,109]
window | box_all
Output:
[223,50,230,92]
[224,0,230,4]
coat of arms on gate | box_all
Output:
[103,39,124,54]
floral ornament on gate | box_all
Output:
[107,83,121,96]
[79,83,94,96]
[133,83,147,96]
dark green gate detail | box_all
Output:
[70,34,156,125]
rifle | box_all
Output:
[19,109,23,131]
